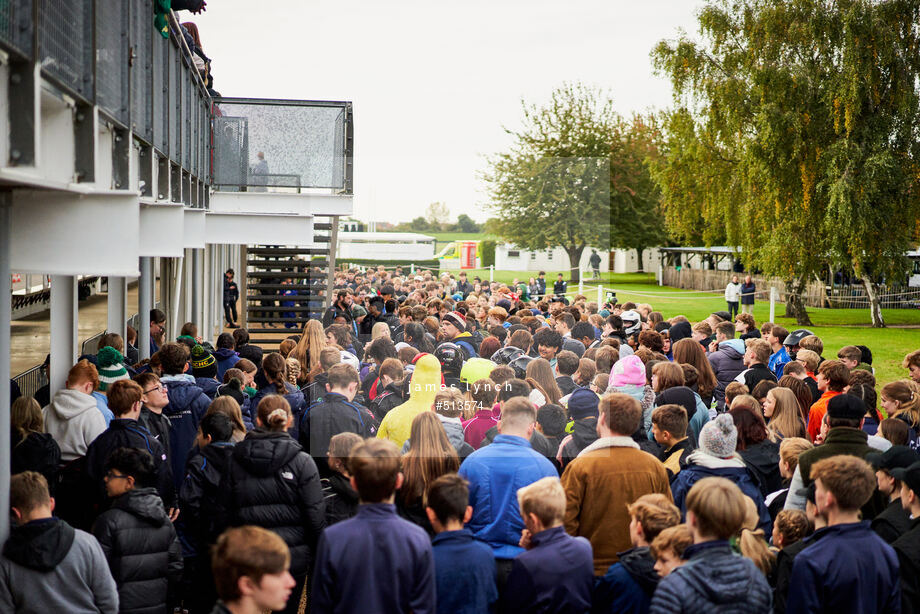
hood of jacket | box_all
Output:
[403,354,442,414]
[739,441,779,470]
[719,339,746,357]
[669,322,692,343]
[214,348,238,362]
[609,383,656,411]
[234,430,302,476]
[438,416,467,451]
[685,450,747,470]
[48,389,98,421]
[3,518,75,571]
[656,386,698,416]
[678,542,762,605]
[162,378,206,416]
[618,546,660,594]
[571,417,599,450]
[111,487,170,527]
[324,473,359,504]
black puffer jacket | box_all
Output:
[92,488,183,614]
[179,441,236,554]
[369,380,409,422]
[221,430,325,575]
[321,472,359,527]
[11,430,60,492]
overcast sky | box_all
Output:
[195,1,705,223]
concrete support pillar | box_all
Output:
[191,248,202,328]
[0,197,12,542]
[139,257,153,360]
[50,275,78,398]
[107,276,127,342]
[171,255,185,339]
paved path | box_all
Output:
[11,286,141,375]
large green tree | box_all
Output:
[484,83,664,282]
[652,0,920,326]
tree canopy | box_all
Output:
[651,0,920,325]
[483,83,664,282]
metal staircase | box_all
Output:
[243,217,338,346]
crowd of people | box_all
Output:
[5,264,920,614]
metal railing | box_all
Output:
[12,365,43,400]
[0,0,211,198]
[211,98,353,193]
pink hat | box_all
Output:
[611,355,646,387]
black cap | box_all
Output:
[380,285,395,296]
[795,482,817,504]
[890,460,920,496]
[867,446,920,471]
[827,394,866,420]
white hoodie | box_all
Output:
[42,389,106,461]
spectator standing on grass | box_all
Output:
[740,275,756,315]
[806,360,850,442]
[590,250,602,279]
[725,275,742,319]
[734,338,777,393]
[767,326,791,380]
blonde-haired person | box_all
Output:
[502,477,594,613]
[289,319,327,386]
[594,493,681,611]
[398,412,459,535]
[220,394,324,614]
[525,358,562,405]
[763,387,807,441]
[649,477,771,613]
[765,437,814,517]
[371,321,391,341]
[11,396,61,488]
[737,496,776,576]
[322,432,363,526]
[881,380,920,448]
[206,396,248,443]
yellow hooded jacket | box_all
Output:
[377,354,442,448]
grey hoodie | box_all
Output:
[42,389,107,461]
[0,518,118,613]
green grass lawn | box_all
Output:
[379,230,496,253]
[452,270,920,384]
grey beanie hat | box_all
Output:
[699,414,738,459]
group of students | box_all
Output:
[5,272,920,613]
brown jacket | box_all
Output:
[561,436,672,575]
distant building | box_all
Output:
[495,244,653,274]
